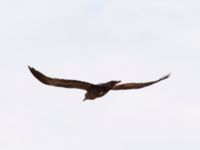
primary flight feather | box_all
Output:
[28,66,170,101]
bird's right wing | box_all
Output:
[112,74,170,90]
[28,66,94,90]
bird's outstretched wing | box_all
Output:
[112,74,170,90]
[28,66,94,90]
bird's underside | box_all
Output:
[28,66,170,101]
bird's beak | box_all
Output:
[83,98,87,102]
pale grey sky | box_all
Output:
[1,0,200,150]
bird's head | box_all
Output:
[83,97,87,102]
[83,93,89,102]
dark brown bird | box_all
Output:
[28,66,170,101]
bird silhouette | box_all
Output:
[28,66,170,101]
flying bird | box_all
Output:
[28,66,170,101]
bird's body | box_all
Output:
[28,66,170,101]
[84,81,121,100]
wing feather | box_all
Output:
[112,74,170,90]
[28,66,93,90]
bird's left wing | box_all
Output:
[28,66,94,90]
[112,74,170,90]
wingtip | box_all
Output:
[28,65,32,70]
[28,66,37,73]
[160,73,171,81]
[28,66,35,77]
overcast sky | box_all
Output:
[1,0,200,150]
